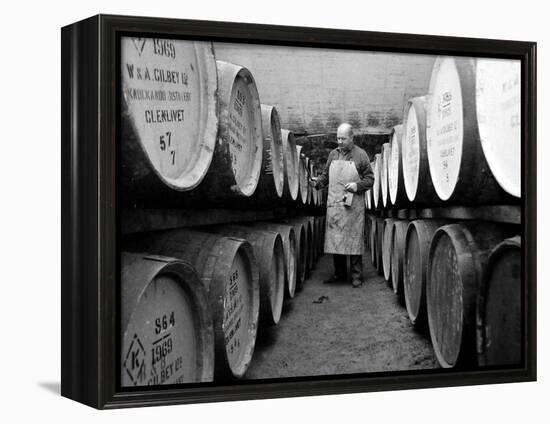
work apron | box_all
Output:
[324,160,365,255]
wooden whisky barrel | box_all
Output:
[307,215,318,265]
[372,161,377,207]
[309,160,318,206]
[307,216,316,271]
[427,222,511,368]
[209,226,285,326]
[404,219,450,327]
[281,129,300,202]
[373,154,382,208]
[286,216,313,277]
[296,146,309,205]
[368,188,373,210]
[390,220,409,297]
[198,60,263,203]
[251,222,297,299]
[123,230,259,379]
[388,125,408,207]
[315,216,324,258]
[402,96,439,205]
[426,57,511,204]
[304,157,312,205]
[375,218,385,275]
[476,59,521,198]
[381,143,391,208]
[311,216,319,261]
[369,215,378,268]
[279,219,307,286]
[477,236,522,366]
[365,214,376,257]
[121,38,218,205]
[121,252,214,386]
[247,104,285,205]
[382,218,396,282]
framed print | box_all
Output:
[61,14,536,409]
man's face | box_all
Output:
[337,128,353,152]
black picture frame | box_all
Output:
[61,14,537,409]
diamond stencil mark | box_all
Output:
[123,334,147,386]
[132,38,147,56]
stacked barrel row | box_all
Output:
[121,215,326,386]
[121,37,325,209]
[365,56,520,210]
[365,56,522,369]
[366,217,521,368]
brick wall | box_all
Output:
[214,42,435,135]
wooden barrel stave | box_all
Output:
[376,218,385,275]
[388,125,409,207]
[373,154,382,209]
[390,220,409,296]
[476,236,522,366]
[244,104,285,207]
[306,216,317,268]
[402,95,440,205]
[369,215,377,268]
[285,216,313,277]
[382,218,396,282]
[314,216,323,259]
[296,146,309,205]
[281,130,300,202]
[381,143,391,208]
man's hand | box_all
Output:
[309,177,318,188]
[344,182,357,193]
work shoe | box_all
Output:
[351,279,363,288]
[323,275,344,284]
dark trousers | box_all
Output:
[333,254,363,281]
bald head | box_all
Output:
[337,123,354,137]
[337,123,354,151]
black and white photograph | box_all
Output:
[3,0,547,421]
[117,33,524,388]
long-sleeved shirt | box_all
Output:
[315,144,374,194]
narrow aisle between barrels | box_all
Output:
[244,252,438,379]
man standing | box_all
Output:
[312,123,374,288]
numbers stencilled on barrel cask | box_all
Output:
[153,39,176,59]
[151,336,173,366]
[222,260,248,368]
[227,80,255,185]
[158,131,177,166]
[426,58,463,201]
[154,311,176,334]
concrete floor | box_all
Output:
[244,251,438,380]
